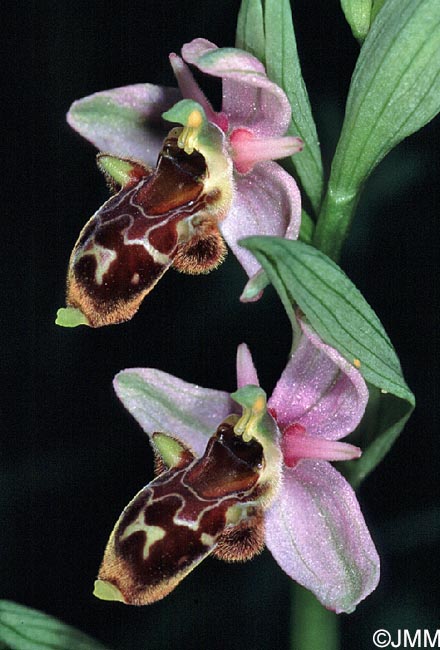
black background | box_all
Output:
[3,1,439,649]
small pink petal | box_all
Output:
[169,53,228,131]
[230,128,303,174]
[268,316,369,440]
[67,84,181,166]
[113,368,237,456]
[282,423,361,466]
[220,161,301,279]
[182,39,292,137]
[265,461,380,613]
[236,344,260,389]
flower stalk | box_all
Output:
[313,186,360,262]
[291,583,340,650]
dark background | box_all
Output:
[3,1,439,649]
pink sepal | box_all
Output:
[113,368,236,456]
[269,317,369,440]
[182,38,292,137]
[67,84,181,166]
[265,461,380,613]
[221,161,301,279]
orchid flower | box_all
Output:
[57,39,302,328]
[97,314,379,614]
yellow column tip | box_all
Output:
[187,108,203,128]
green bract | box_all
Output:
[236,0,265,63]
[241,236,415,486]
[340,0,373,42]
[236,0,324,216]
[315,0,440,258]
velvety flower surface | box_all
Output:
[114,316,379,613]
[67,38,302,291]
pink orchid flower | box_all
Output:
[66,39,302,307]
[112,315,379,613]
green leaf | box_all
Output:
[263,0,324,215]
[0,601,112,650]
[242,237,411,400]
[241,236,415,482]
[371,0,386,22]
[236,0,324,214]
[340,0,373,42]
[235,0,265,63]
[315,0,440,258]
[243,0,324,215]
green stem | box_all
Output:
[312,185,360,262]
[290,583,340,650]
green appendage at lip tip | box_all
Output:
[93,579,125,603]
[55,307,89,328]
